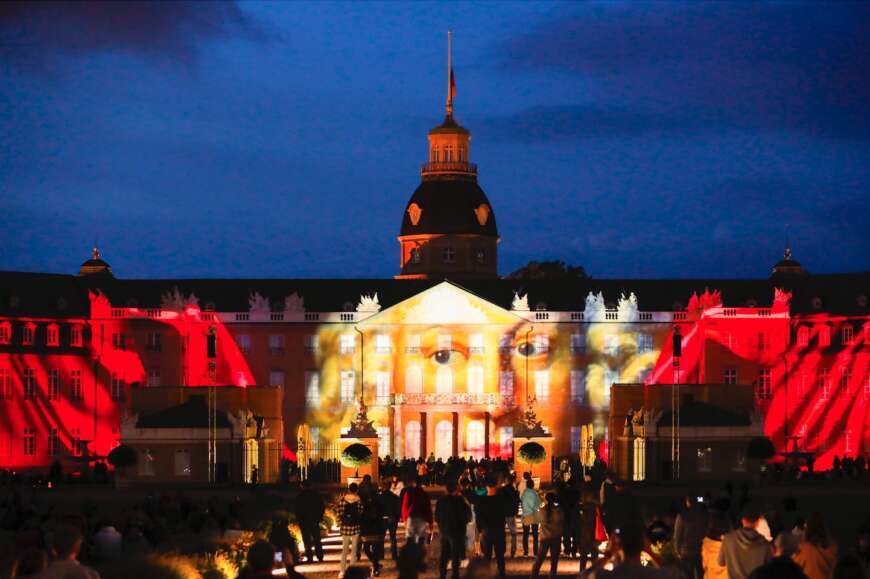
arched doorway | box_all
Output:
[435,420,453,459]
[405,420,422,459]
[466,420,484,459]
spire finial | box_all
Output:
[446,31,455,117]
[92,246,101,260]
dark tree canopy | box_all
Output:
[747,436,776,461]
[108,444,138,468]
[506,260,587,280]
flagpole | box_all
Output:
[447,31,453,116]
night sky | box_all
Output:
[2,1,868,280]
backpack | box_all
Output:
[341,499,360,526]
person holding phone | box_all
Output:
[674,494,709,578]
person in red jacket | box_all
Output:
[401,476,434,556]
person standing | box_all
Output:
[360,492,386,576]
[401,475,434,571]
[674,495,709,578]
[377,478,401,561]
[576,491,599,571]
[337,483,363,578]
[701,511,731,579]
[792,513,837,579]
[521,478,542,557]
[499,474,520,557]
[435,480,472,579]
[475,477,507,579]
[531,493,565,579]
[717,503,773,579]
[294,479,325,562]
[33,524,100,579]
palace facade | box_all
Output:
[1,62,868,481]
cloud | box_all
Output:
[0,1,258,71]
[492,3,870,140]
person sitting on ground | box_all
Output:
[793,512,838,579]
[34,523,100,579]
[717,502,773,579]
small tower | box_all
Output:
[78,246,113,277]
[396,33,499,279]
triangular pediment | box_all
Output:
[359,281,522,326]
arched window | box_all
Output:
[435,420,453,459]
[405,365,422,394]
[436,366,453,394]
[405,421,422,459]
[466,420,485,459]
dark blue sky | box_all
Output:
[2,1,868,279]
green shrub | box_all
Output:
[517,442,547,465]
[340,443,373,467]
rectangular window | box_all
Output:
[174,449,191,476]
[47,370,59,401]
[733,447,747,472]
[23,369,36,401]
[146,331,162,352]
[797,326,809,347]
[469,333,484,354]
[236,334,251,354]
[819,368,830,400]
[22,325,34,345]
[111,332,126,351]
[0,369,11,401]
[842,326,854,346]
[23,427,36,456]
[637,333,653,354]
[697,447,713,473]
[48,428,60,456]
[70,370,82,401]
[340,370,356,403]
[437,334,452,352]
[375,333,392,354]
[757,368,772,401]
[304,371,320,408]
[799,372,809,399]
[377,426,390,457]
[147,367,161,387]
[840,368,851,395]
[757,332,769,352]
[46,325,59,347]
[0,323,10,344]
[499,334,513,353]
[269,334,285,355]
[70,325,83,347]
[71,428,82,456]
[864,373,870,401]
[498,426,513,457]
[375,371,391,404]
[819,326,831,347]
[534,370,549,403]
[604,334,619,356]
[339,334,356,355]
[405,334,421,354]
[724,368,737,385]
[304,334,319,353]
[467,365,484,394]
[570,426,583,454]
[533,334,549,354]
[269,370,285,389]
[570,370,585,403]
[604,369,619,407]
[571,333,586,355]
[499,371,514,402]
[442,247,456,263]
[111,373,124,402]
[140,449,155,476]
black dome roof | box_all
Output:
[400,177,498,237]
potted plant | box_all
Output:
[517,441,547,465]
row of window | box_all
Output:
[795,325,868,348]
[430,145,466,163]
[0,322,84,347]
[744,367,870,401]
[20,427,87,457]
[409,247,487,265]
[0,368,132,402]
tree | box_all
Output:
[108,444,138,469]
[506,260,587,280]
[746,436,776,461]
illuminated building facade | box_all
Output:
[1,64,869,480]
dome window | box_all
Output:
[442,247,456,263]
[411,248,422,264]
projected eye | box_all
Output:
[433,350,454,365]
[516,342,536,357]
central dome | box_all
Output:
[400,177,498,237]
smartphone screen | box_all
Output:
[274,551,283,564]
